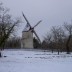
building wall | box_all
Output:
[21,30,33,48]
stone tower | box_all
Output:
[21,30,33,48]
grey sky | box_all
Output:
[1,0,72,40]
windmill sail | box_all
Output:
[22,12,32,31]
[22,12,31,27]
[33,30,41,44]
[33,20,42,28]
[23,23,30,31]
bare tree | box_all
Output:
[43,33,53,49]
[51,26,65,51]
[64,22,72,54]
[43,26,65,52]
[0,3,21,57]
[51,26,65,43]
[44,33,52,44]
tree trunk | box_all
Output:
[66,35,71,54]
[0,51,2,57]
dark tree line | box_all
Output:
[4,37,21,49]
[33,37,41,49]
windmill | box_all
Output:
[21,12,42,48]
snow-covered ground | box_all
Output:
[0,49,72,72]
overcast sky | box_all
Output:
[1,0,72,40]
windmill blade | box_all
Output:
[22,12,31,27]
[33,20,42,28]
[33,30,41,44]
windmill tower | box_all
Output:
[21,12,42,48]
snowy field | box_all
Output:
[0,49,72,72]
